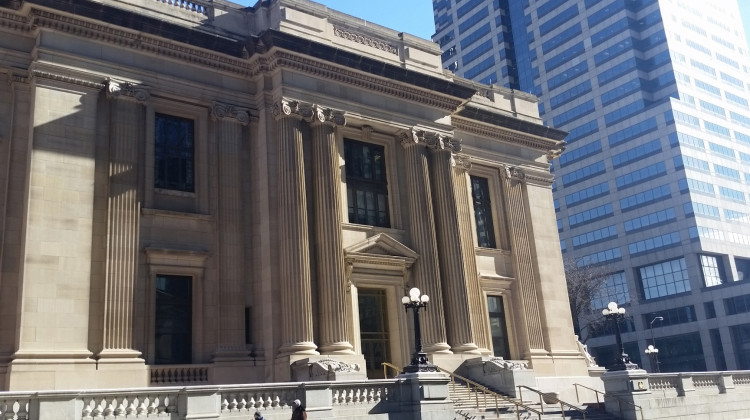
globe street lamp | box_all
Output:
[644,345,659,373]
[401,287,437,373]
[602,301,639,371]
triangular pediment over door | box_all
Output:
[344,233,418,274]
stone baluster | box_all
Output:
[274,100,318,356]
[310,106,354,354]
[212,102,252,359]
[500,166,545,353]
[99,81,149,358]
[398,129,450,354]
[426,135,480,354]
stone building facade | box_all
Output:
[0,0,588,391]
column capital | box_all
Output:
[426,133,462,154]
[311,104,346,127]
[453,155,472,172]
[211,101,253,126]
[272,98,314,121]
[503,166,526,182]
[106,80,150,103]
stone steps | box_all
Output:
[448,381,621,420]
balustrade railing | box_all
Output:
[80,390,179,419]
[152,0,213,16]
[150,364,210,385]
[330,381,395,405]
[0,394,32,420]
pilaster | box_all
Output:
[97,81,149,361]
[211,101,252,361]
[310,105,354,355]
[398,129,450,355]
[500,166,546,358]
[273,99,318,356]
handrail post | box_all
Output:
[575,383,580,403]
[539,392,544,414]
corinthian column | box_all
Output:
[274,100,318,356]
[212,102,252,360]
[398,129,450,354]
[501,166,546,354]
[99,81,149,359]
[310,106,354,355]
[427,136,483,354]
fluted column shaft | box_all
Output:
[100,94,143,357]
[452,159,491,352]
[275,104,317,356]
[399,131,450,354]
[501,167,545,353]
[214,109,247,357]
[428,145,479,354]
[311,109,354,354]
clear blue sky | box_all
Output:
[236,0,750,49]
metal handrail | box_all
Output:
[574,383,644,420]
[382,362,403,379]
[517,385,586,419]
[433,366,543,420]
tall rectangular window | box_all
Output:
[700,254,725,287]
[470,176,496,248]
[155,275,192,364]
[487,296,510,358]
[154,113,195,192]
[344,139,390,227]
[731,324,750,369]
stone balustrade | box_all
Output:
[150,365,211,385]
[603,370,750,420]
[0,374,450,419]
[152,0,213,16]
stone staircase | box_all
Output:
[447,380,621,420]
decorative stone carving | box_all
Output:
[311,104,346,126]
[362,125,374,141]
[453,155,472,172]
[106,80,150,103]
[483,357,529,372]
[398,129,421,148]
[576,336,598,367]
[317,358,361,373]
[503,166,526,182]
[425,133,462,154]
[272,99,314,121]
[333,26,398,55]
[211,101,251,126]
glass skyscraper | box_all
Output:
[434,0,750,371]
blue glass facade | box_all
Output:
[434,0,750,372]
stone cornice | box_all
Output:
[453,116,566,159]
[2,5,472,111]
[30,68,105,90]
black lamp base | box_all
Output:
[403,352,439,373]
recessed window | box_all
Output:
[470,176,496,248]
[344,139,390,227]
[154,113,195,192]
[155,274,192,364]
[639,257,691,300]
[700,254,725,287]
[487,296,510,358]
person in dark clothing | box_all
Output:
[254,412,264,420]
[291,399,307,420]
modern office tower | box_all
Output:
[434,0,750,372]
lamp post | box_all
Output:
[644,345,659,373]
[646,316,664,373]
[602,301,639,371]
[401,287,438,373]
